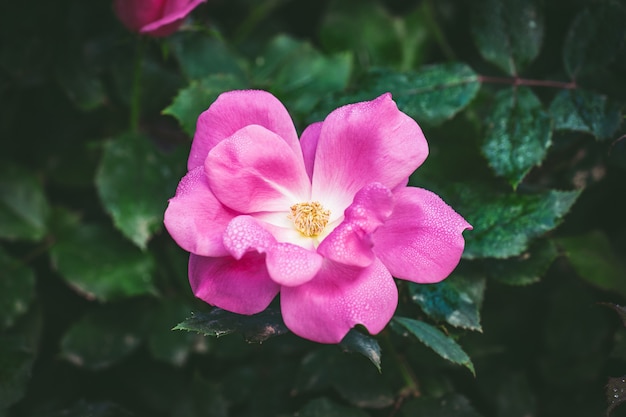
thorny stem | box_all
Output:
[478,74,577,89]
[382,331,421,417]
[130,37,144,133]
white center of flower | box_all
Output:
[288,201,331,237]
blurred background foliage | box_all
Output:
[1,0,626,416]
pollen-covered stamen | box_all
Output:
[288,201,331,237]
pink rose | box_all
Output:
[113,0,206,37]
[164,90,472,343]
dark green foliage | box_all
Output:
[0,164,49,241]
[471,0,544,76]
[481,87,553,188]
[409,271,485,331]
[1,0,625,416]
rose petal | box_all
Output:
[140,0,206,36]
[164,166,234,257]
[372,187,472,283]
[223,215,276,259]
[206,125,311,213]
[189,90,302,171]
[281,259,398,343]
[311,93,428,215]
[189,253,279,315]
[300,122,322,181]
[317,183,394,267]
[266,243,323,287]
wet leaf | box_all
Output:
[96,133,186,249]
[549,89,622,141]
[481,87,552,188]
[606,376,626,416]
[339,329,382,372]
[392,317,474,375]
[471,0,544,75]
[46,401,135,417]
[409,271,485,331]
[449,185,580,259]
[174,307,288,343]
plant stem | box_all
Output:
[130,37,144,133]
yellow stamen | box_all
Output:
[288,201,330,237]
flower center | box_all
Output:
[288,201,331,237]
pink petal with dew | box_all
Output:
[372,187,472,284]
[310,93,428,214]
[140,0,206,36]
[266,243,323,287]
[223,216,322,286]
[189,90,301,171]
[164,166,235,257]
[189,253,279,315]
[206,125,311,214]
[281,258,398,344]
[317,183,394,267]
[300,122,322,181]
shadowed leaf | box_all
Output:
[339,329,382,372]
[392,317,474,375]
[471,0,544,75]
[174,307,288,343]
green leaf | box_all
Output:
[450,185,580,259]
[170,31,246,81]
[146,299,202,366]
[556,230,626,297]
[549,89,622,140]
[0,307,41,410]
[484,239,558,285]
[0,248,35,331]
[0,163,49,241]
[471,0,544,75]
[95,133,186,249]
[163,73,248,136]
[295,398,369,417]
[392,317,474,375]
[319,0,401,68]
[174,307,289,343]
[50,213,156,302]
[606,376,626,416]
[481,87,552,188]
[254,35,352,115]
[317,63,480,126]
[60,301,148,370]
[409,271,485,331]
[401,394,484,417]
[563,3,626,79]
[338,329,382,372]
